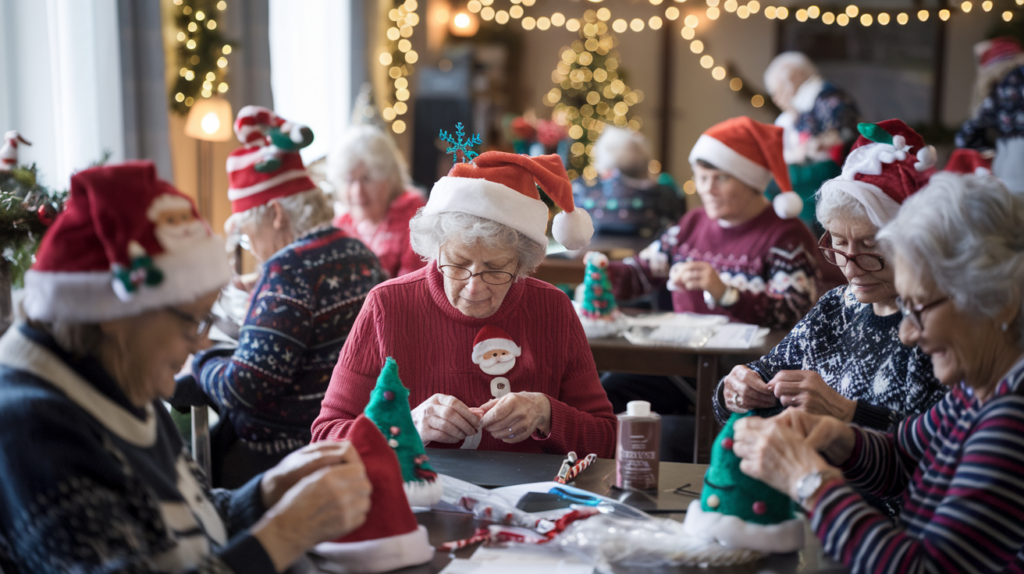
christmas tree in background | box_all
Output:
[364,357,443,506]
[168,0,233,114]
[580,251,618,319]
[545,9,645,181]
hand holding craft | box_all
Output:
[478,392,552,443]
[722,365,778,413]
[410,393,481,445]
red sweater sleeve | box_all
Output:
[311,291,384,442]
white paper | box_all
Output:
[703,323,769,349]
[439,558,595,574]
[624,312,729,329]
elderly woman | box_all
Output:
[572,126,685,239]
[3,162,370,573]
[328,124,426,279]
[716,120,947,431]
[193,107,384,486]
[733,172,1024,572]
[313,151,617,457]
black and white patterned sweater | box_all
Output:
[714,286,948,430]
[0,325,275,573]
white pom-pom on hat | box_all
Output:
[773,192,803,220]
[915,145,937,172]
[553,208,595,251]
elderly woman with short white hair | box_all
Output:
[193,107,384,486]
[328,124,426,279]
[717,120,946,437]
[732,171,1024,573]
[314,151,617,457]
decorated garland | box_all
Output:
[0,165,67,288]
[168,0,233,114]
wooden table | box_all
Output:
[404,449,846,573]
[589,330,787,464]
[532,235,652,285]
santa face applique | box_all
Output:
[148,194,210,252]
[471,325,522,399]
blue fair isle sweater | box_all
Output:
[0,325,273,574]
[714,286,948,430]
[194,226,384,454]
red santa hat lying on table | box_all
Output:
[688,116,803,220]
[423,151,594,250]
[23,161,230,322]
[818,119,937,227]
[944,148,993,176]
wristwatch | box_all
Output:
[703,286,739,310]
[795,470,824,508]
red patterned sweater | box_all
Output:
[312,264,617,457]
[332,190,427,279]
[608,206,821,329]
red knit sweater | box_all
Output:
[312,264,617,457]
[333,190,427,279]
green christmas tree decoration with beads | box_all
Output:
[581,251,617,319]
[364,357,443,507]
[682,411,804,556]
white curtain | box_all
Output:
[268,0,351,164]
[0,0,125,188]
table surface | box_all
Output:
[399,449,846,574]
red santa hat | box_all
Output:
[226,105,317,215]
[423,151,594,250]
[311,415,434,573]
[818,119,937,228]
[23,161,230,322]
[944,148,993,175]
[688,116,803,219]
[471,324,522,365]
[975,36,1024,69]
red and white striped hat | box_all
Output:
[226,105,317,214]
[975,36,1024,69]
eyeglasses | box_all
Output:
[895,295,950,331]
[164,307,215,339]
[436,249,517,286]
[818,232,886,272]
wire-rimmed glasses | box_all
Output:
[818,232,886,272]
[436,249,516,285]
[895,295,950,331]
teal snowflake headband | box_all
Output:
[439,122,481,165]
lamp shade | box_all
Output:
[184,97,234,142]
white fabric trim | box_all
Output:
[0,328,157,447]
[224,145,266,172]
[404,479,444,507]
[23,234,231,323]
[689,135,772,191]
[819,179,902,228]
[471,338,521,363]
[310,525,434,573]
[227,169,312,200]
[791,75,825,113]
[424,176,550,248]
[682,500,805,553]
[994,137,1024,193]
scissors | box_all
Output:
[548,486,649,519]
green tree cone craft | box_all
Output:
[682,412,804,556]
[576,251,627,337]
[364,357,444,507]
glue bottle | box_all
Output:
[615,400,661,491]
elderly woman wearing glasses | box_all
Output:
[1,163,372,572]
[716,120,946,432]
[313,152,617,457]
[732,172,1024,573]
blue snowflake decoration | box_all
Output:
[439,122,482,165]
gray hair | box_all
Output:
[816,187,873,231]
[230,188,334,238]
[327,124,409,205]
[877,172,1024,345]
[408,210,547,278]
[763,51,817,95]
[26,319,102,357]
[592,126,651,179]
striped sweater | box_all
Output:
[811,355,1024,573]
[194,227,384,454]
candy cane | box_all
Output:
[560,453,597,483]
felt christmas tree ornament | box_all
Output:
[682,412,804,558]
[23,161,230,322]
[364,357,444,507]
[311,414,435,573]
[424,145,594,250]
[226,105,317,216]
[688,116,803,220]
[818,119,936,228]
[576,251,628,338]
[944,148,993,175]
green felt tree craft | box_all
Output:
[699,412,795,526]
[581,251,617,319]
[364,357,441,506]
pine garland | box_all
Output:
[0,166,68,287]
[169,0,233,115]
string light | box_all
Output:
[962,1,973,12]
[170,0,230,111]
[878,12,890,24]
[982,1,993,11]
[378,0,419,133]
[860,13,872,26]
[822,11,835,24]
[1005,11,1015,21]
[897,12,909,24]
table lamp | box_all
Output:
[184,97,233,222]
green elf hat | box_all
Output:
[364,357,443,507]
[682,412,804,555]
